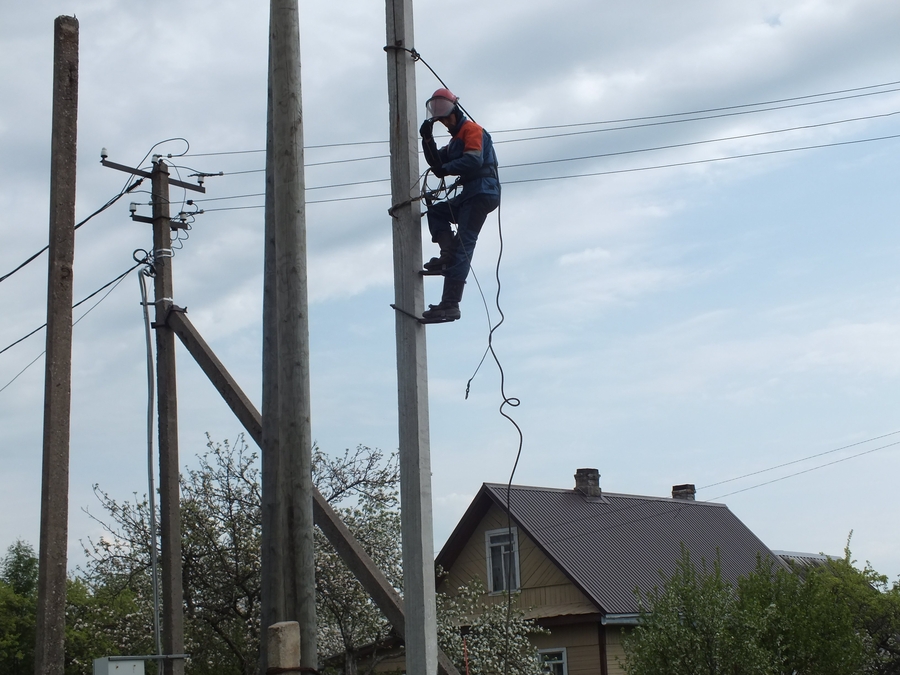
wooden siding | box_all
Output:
[439,503,598,618]
[533,622,602,675]
[605,626,628,675]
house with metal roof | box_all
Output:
[434,468,785,675]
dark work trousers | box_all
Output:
[426,192,500,282]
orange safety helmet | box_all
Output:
[426,88,459,120]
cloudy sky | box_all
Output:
[1,0,899,582]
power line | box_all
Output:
[506,428,900,547]
[174,78,900,160]
[709,439,900,502]
[492,79,900,134]
[193,129,900,210]
[0,262,142,358]
[501,132,900,186]
[698,429,900,491]
[492,86,900,146]
[200,106,900,205]
[189,176,391,205]
[0,262,140,393]
[0,181,143,286]
[187,119,900,210]
[501,110,900,170]
[182,139,389,158]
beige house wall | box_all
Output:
[533,622,602,675]
[605,626,628,675]
[440,503,597,617]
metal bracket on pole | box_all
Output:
[102,158,206,193]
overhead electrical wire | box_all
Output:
[0,261,144,358]
[513,429,900,548]
[0,180,143,286]
[188,128,900,211]
[491,79,900,134]
[491,86,900,145]
[185,105,899,211]
[698,429,900,491]
[501,110,900,170]
[521,433,900,550]
[0,261,142,393]
[708,439,900,501]
[502,132,900,186]
[172,78,900,160]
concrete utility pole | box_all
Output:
[151,160,185,675]
[268,0,317,667]
[384,0,439,673]
[35,15,78,675]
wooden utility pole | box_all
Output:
[167,311,460,675]
[100,155,201,673]
[260,22,284,670]
[268,0,317,667]
[384,0,439,673]
[151,159,185,675]
[35,15,78,675]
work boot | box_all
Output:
[423,231,457,272]
[422,278,465,322]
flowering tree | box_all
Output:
[437,577,546,675]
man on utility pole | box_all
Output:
[419,87,500,323]
[384,0,439,673]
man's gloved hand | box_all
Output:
[419,119,434,140]
[432,166,448,178]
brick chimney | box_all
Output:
[574,468,601,498]
[672,484,696,500]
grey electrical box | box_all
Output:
[93,658,145,675]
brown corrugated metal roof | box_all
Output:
[438,482,784,616]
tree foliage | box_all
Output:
[0,540,38,675]
[623,544,900,675]
[437,577,546,675]
[72,437,544,675]
[622,546,769,675]
[80,437,405,675]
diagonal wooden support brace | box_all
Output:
[167,310,460,675]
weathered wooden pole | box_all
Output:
[151,160,185,675]
[269,0,317,667]
[260,19,284,671]
[384,0,439,672]
[34,15,78,675]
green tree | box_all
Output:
[737,555,867,675]
[622,545,892,675]
[0,540,38,675]
[819,545,900,675]
[623,546,769,675]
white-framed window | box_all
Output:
[538,648,568,675]
[485,527,520,593]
